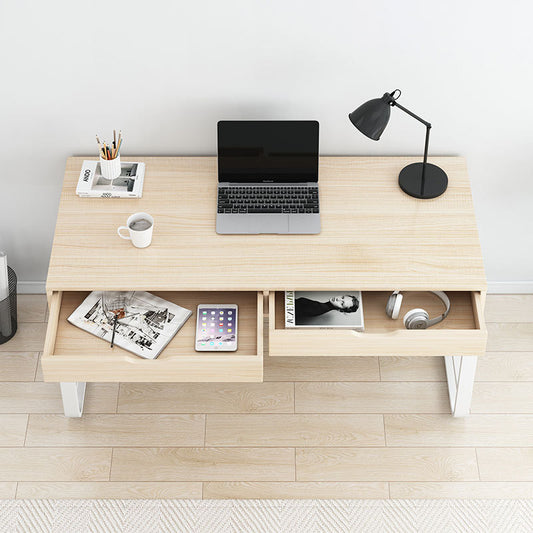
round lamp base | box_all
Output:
[398,163,448,199]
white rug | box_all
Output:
[1,499,532,533]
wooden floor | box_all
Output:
[0,294,532,499]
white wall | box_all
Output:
[1,0,532,288]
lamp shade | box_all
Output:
[348,94,392,141]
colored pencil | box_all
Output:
[96,131,123,160]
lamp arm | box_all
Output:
[391,100,431,129]
[390,99,432,195]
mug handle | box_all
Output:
[117,226,131,240]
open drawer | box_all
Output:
[269,291,487,357]
[42,291,263,382]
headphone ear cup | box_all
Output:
[404,308,430,329]
[390,293,403,320]
[385,295,395,318]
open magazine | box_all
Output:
[68,291,192,359]
[285,291,364,330]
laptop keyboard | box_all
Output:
[218,186,319,214]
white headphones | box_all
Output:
[386,291,450,329]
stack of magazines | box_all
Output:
[285,291,364,330]
[68,291,192,359]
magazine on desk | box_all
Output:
[285,291,364,330]
[76,160,145,198]
[67,291,192,359]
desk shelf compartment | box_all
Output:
[268,291,487,358]
[42,291,263,382]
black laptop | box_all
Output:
[216,120,320,234]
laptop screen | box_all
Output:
[217,120,319,183]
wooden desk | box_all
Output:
[43,156,487,417]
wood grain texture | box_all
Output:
[390,481,533,499]
[264,356,380,382]
[5,294,532,498]
[379,357,446,382]
[205,414,385,447]
[46,156,486,293]
[0,483,17,498]
[118,382,294,413]
[487,323,533,352]
[476,352,533,381]
[0,383,118,413]
[203,481,389,499]
[111,448,295,481]
[25,414,205,447]
[295,382,450,413]
[0,353,39,381]
[471,383,533,413]
[485,295,533,323]
[477,448,533,481]
[0,415,28,446]
[16,482,202,499]
[0,448,112,481]
[296,448,479,481]
[17,295,48,323]
[1,323,46,351]
[385,414,533,446]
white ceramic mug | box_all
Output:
[100,155,121,181]
[117,212,154,248]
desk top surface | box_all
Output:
[46,156,486,293]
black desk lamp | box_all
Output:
[349,89,448,199]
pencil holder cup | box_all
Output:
[0,267,17,345]
[99,155,121,181]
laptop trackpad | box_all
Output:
[248,214,289,234]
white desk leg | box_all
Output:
[60,382,86,417]
[444,356,477,417]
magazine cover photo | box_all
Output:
[285,290,364,329]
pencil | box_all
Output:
[113,130,117,149]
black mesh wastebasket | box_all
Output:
[0,267,17,344]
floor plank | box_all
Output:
[0,353,39,381]
[385,414,533,447]
[16,482,202,499]
[17,295,47,323]
[476,352,533,381]
[296,448,479,481]
[390,481,533,499]
[485,295,533,323]
[264,356,380,382]
[34,353,43,381]
[471,383,533,413]
[203,481,389,499]
[0,292,530,497]
[487,323,533,351]
[118,382,294,413]
[205,414,385,447]
[0,323,46,352]
[0,415,28,446]
[295,382,450,413]
[477,448,533,481]
[26,414,205,447]
[0,483,17,499]
[379,357,445,382]
[0,382,118,413]
[0,448,112,481]
[111,448,295,481]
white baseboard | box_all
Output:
[17,281,46,294]
[16,280,533,295]
[487,281,533,294]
